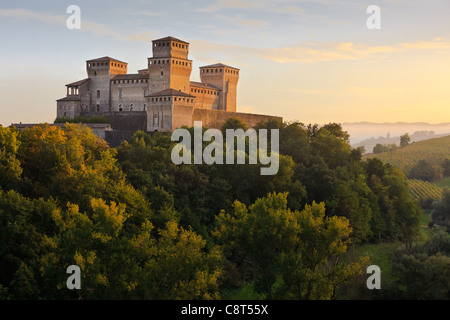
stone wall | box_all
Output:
[192,109,282,129]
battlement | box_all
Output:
[151,36,190,60]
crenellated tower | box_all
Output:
[147,37,193,95]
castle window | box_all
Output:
[151,98,154,102]
[94,71,97,76]
[220,69,222,72]
[158,60,160,64]
[215,69,218,73]
[130,104,133,111]
[164,97,166,101]
[64,112,67,117]
[96,105,100,112]
[143,104,147,111]
[144,89,148,96]
[161,71,164,76]
[119,89,123,98]
[97,90,100,98]
[153,113,159,127]
[168,97,171,101]
[174,97,177,101]
[162,60,165,64]
[206,69,209,73]
[167,60,169,64]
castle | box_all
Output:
[56,36,281,141]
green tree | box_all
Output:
[400,133,411,147]
[431,189,450,232]
[0,126,22,190]
[214,193,368,300]
[391,227,450,299]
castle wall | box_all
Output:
[190,85,220,110]
[57,99,80,119]
[191,109,282,129]
[146,102,172,132]
[111,78,148,112]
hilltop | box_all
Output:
[365,135,450,204]
[365,135,450,173]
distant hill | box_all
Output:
[353,131,450,155]
[342,122,450,145]
[365,135,450,203]
[365,135,450,173]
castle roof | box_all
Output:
[66,78,90,87]
[146,88,195,98]
[112,74,148,81]
[152,36,189,44]
[200,63,240,70]
[190,81,220,91]
[86,56,128,65]
[56,96,81,102]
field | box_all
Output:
[366,135,450,173]
[365,135,450,202]
[408,179,443,201]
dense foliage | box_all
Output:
[0,120,424,299]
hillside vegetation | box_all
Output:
[366,135,450,204]
[366,135,450,173]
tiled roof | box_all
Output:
[86,56,128,64]
[200,63,239,70]
[56,96,81,102]
[66,78,90,87]
[112,74,148,81]
[190,81,220,90]
[146,88,195,98]
[152,36,189,44]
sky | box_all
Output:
[0,0,450,127]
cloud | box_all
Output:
[0,8,159,42]
[191,38,450,65]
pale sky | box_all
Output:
[1,0,449,127]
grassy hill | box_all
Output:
[365,135,450,203]
[365,135,450,173]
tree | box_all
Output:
[390,227,450,299]
[221,117,248,134]
[400,133,411,147]
[442,159,450,177]
[431,189,450,232]
[214,193,368,300]
[0,126,22,190]
[408,159,442,182]
[373,143,389,154]
[280,201,369,299]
